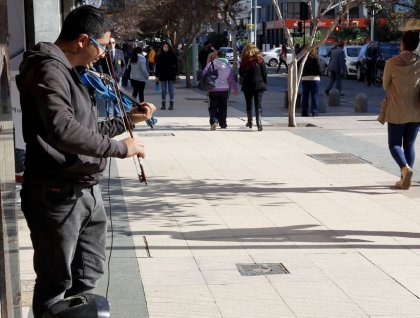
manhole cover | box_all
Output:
[308,153,368,164]
[137,133,175,137]
[236,263,290,276]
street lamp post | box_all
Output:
[254,1,261,48]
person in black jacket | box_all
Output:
[239,43,267,131]
[16,6,155,317]
[199,41,213,70]
[97,37,126,83]
[301,48,322,116]
[365,41,380,86]
[155,42,179,110]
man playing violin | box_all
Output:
[16,5,155,318]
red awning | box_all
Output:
[266,18,370,30]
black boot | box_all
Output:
[245,109,253,128]
[161,101,166,110]
[256,108,263,131]
[169,101,174,110]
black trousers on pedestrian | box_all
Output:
[208,90,229,127]
[130,79,146,103]
[244,90,264,122]
[20,181,107,318]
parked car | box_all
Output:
[343,45,362,78]
[318,44,361,78]
[318,44,333,75]
[261,47,292,67]
[356,42,400,83]
[219,47,240,64]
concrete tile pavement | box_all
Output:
[18,78,420,317]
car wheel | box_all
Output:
[356,65,364,81]
[376,68,383,85]
[268,59,278,67]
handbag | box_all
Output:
[254,63,266,90]
[199,61,218,91]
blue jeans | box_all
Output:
[301,80,320,115]
[161,80,174,102]
[388,122,420,168]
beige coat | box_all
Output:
[378,51,420,124]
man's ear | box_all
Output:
[77,34,89,49]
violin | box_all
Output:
[79,69,157,128]
[79,61,150,184]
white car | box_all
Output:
[343,45,362,78]
[219,47,240,64]
[319,45,362,78]
[262,47,292,67]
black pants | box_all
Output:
[130,79,146,102]
[21,182,107,318]
[366,60,376,85]
[208,90,229,127]
[276,58,288,72]
[244,90,264,120]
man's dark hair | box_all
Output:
[401,30,419,51]
[58,5,113,41]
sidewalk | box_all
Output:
[19,78,420,317]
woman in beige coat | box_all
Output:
[378,30,420,189]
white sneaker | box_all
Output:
[210,122,217,130]
[401,167,413,190]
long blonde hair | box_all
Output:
[242,43,261,59]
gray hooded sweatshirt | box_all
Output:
[16,42,128,185]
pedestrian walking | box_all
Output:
[365,41,381,86]
[98,37,126,85]
[325,42,346,96]
[155,42,179,110]
[377,30,420,190]
[15,6,156,318]
[239,43,267,131]
[202,49,238,130]
[129,46,149,103]
[147,46,156,75]
[199,41,213,70]
[301,48,322,117]
[276,44,288,73]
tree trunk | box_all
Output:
[287,60,298,127]
[182,53,192,88]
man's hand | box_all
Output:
[129,102,156,124]
[123,137,145,158]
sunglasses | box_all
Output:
[89,36,108,53]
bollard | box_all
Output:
[284,91,301,109]
[328,88,340,107]
[355,93,368,113]
[318,93,327,113]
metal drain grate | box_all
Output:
[137,133,175,137]
[308,153,368,164]
[236,263,290,276]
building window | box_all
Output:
[286,2,300,19]
[348,7,359,18]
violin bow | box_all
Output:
[104,52,147,185]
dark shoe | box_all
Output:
[169,101,174,110]
[246,122,253,129]
[325,89,329,96]
[161,101,166,110]
[312,113,319,117]
[302,113,310,117]
[257,124,263,131]
[220,125,227,129]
